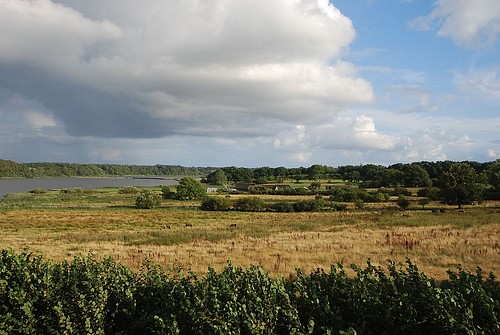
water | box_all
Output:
[0,177,179,199]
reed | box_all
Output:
[0,189,498,280]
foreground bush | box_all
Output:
[1,250,498,334]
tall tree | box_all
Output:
[206,169,228,185]
[307,165,325,180]
[176,177,206,200]
[439,163,484,209]
[403,164,432,188]
[485,160,500,199]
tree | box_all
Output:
[418,198,431,209]
[206,169,228,185]
[382,168,405,187]
[176,177,206,200]
[485,160,500,198]
[161,186,177,199]
[396,194,410,210]
[135,190,162,209]
[417,187,441,200]
[308,164,325,180]
[439,163,484,209]
[403,164,432,187]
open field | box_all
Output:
[0,187,499,280]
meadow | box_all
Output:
[0,186,499,280]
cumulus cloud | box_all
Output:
[409,0,500,48]
[311,114,396,150]
[0,0,373,141]
[272,112,396,163]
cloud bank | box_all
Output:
[0,0,498,166]
[0,0,373,141]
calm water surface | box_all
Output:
[0,177,178,199]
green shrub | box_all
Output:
[233,196,266,211]
[270,201,295,212]
[332,203,348,211]
[0,250,498,335]
[293,199,324,212]
[396,194,410,210]
[161,185,177,199]
[135,190,162,209]
[176,177,206,200]
[200,196,232,211]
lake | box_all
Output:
[0,177,179,199]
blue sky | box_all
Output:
[0,0,499,167]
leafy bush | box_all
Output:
[200,196,232,211]
[233,196,266,211]
[396,194,411,210]
[293,199,324,212]
[0,250,498,335]
[176,177,206,200]
[135,190,162,209]
[332,202,348,211]
[270,201,295,212]
[161,185,177,199]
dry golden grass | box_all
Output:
[1,191,499,280]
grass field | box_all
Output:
[0,187,499,280]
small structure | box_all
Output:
[249,184,291,191]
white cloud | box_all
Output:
[23,111,57,129]
[409,0,500,48]
[311,114,396,150]
[0,0,374,141]
[0,0,122,66]
[272,113,396,164]
[454,68,500,102]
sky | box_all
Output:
[0,0,499,167]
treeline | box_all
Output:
[0,160,211,178]
[216,161,498,187]
[2,159,500,195]
[1,249,498,334]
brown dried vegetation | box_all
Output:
[0,189,499,280]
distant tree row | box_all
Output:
[2,159,500,203]
[0,160,211,178]
[206,161,499,189]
